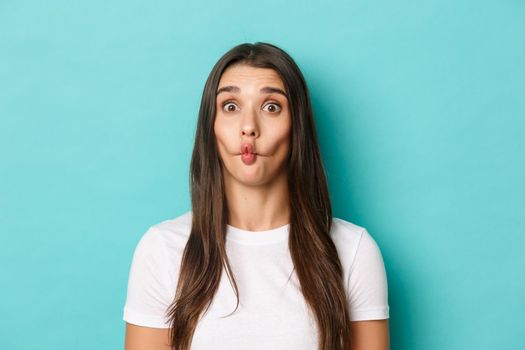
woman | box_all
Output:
[123,42,390,350]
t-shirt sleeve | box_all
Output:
[123,227,173,328]
[347,229,390,321]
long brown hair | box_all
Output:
[167,42,352,350]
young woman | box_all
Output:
[123,42,390,350]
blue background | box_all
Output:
[1,0,524,348]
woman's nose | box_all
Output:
[240,112,259,138]
[241,127,258,137]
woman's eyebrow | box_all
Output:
[260,86,288,98]
[216,85,240,95]
[216,85,288,98]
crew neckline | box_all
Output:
[226,223,290,245]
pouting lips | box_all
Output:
[241,143,256,165]
[241,143,254,155]
[241,152,255,164]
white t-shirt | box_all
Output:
[123,211,389,349]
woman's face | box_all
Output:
[214,63,292,187]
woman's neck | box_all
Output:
[223,171,290,231]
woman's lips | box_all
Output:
[241,143,256,165]
[241,143,254,154]
[241,152,256,165]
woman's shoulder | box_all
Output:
[330,217,384,273]
[135,210,193,262]
[331,218,390,321]
[149,210,193,239]
[330,217,367,246]
[124,211,194,328]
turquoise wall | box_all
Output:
[1,0,523,348]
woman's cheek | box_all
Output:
[215,133,239,168]
[268,121,291,153]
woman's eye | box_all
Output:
[223,102,238,112]
[263,103,281,113]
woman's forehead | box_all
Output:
[218,64,285,89]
